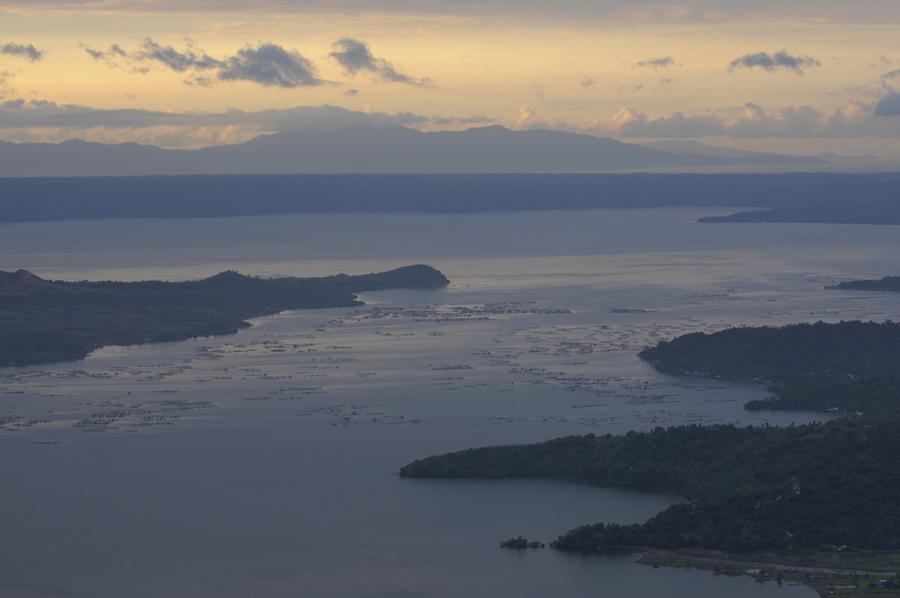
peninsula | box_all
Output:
[401,320,900,595]
[0,265,449,367]
[637,321,900,415]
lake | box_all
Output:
[3,208,899,597]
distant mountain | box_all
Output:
[0,126,828,177]
[642,139,825,165]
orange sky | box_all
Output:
[1,1,899,154]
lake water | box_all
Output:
[3,208,900,597]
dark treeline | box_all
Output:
[401,319,900,555]
[639,321,900,415]
[0,265,448,367]
[832,275,900,292]
[402,419,900,553]
[0,172,899,224]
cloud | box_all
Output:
[584,101,900,138]
[581,77,597,88]
[0,99,492,147]
[3,1,900,25]
[728,50,821,74]
[83,38,322,88]
[875,91,900,117]
[515,105,537,129]
[617,82,644,94]
[882,69,900,80]
[634,56,674,69]
[218,43,321,87]
[0,71,14,98]
[136,38,222,72]
[1,42,42,61]
[513,98,900,140]
[329,38,431,86]
[83,43,128,64]
[603,106,724,137]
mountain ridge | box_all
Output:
[0,125,827,177]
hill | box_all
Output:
[0,265,448,367]
[638,321,900,415]
[401,419,900,553]
[400,320,900,561]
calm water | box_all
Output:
[3,208,900,597]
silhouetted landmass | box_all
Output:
[831,276,900,292]
[401,320,900,556]
[401,420,900,553]
[500,536,545,550]
[0,265,448,367]
[698,205,900,226]
[0,127,827,178]
[638,321,900,415]
[0,173,899,225]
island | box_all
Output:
[401,320,900,596]
[830,276,900,293]
[0,265,449,367]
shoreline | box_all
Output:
[636,549,900,597]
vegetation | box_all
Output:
[639,551,900,598]
[638,321,900,415]
[500,536,545,550]
[0,265,448,367]
[402,419,900,554]
[401,320,900,571]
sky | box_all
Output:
[1,0,900,155]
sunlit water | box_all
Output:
[3,208,899,597]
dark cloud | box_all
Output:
[83,47,105,60]
[875,91,900,117]
[4,1,900,26]
[83,39,322,88]
[218,43,321,87]
[634,56,674,69]
[329,38,432,86]
[83,43,134,67]
[343,88,359,97]
[728,50,821,74]
[136,39,223,72]
[882,69,900,80]
[1,42,42,61]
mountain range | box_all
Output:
[0,125,828,177]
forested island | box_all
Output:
[831,276,900,293]
[401,320,900,593]
[0,265,448,367]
